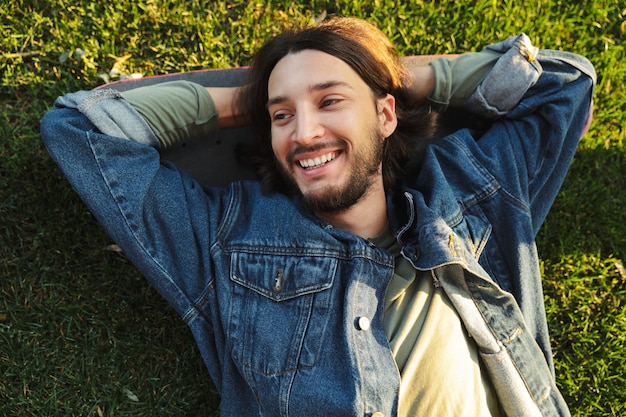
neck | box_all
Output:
[315,181,388,239]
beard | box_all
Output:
[276,127,384,214]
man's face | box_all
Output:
[267,49,396,213]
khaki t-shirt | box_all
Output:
[372,226,501,417]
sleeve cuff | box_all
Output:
[122,81,220,148]
[464,33,542,118]
[428,33,542,118]
[54,89,160,147]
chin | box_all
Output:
[301,183,368,213]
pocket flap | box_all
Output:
[231,251,336,301]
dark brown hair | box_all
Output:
[236,17,437,192]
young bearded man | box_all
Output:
[41,17,595,417]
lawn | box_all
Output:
[1,0,625,415]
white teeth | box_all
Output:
[299,152,336,169]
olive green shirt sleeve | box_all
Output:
[121,80,220,148]
[428,49,502,112]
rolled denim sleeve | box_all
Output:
[464,34,542,118]
[428,34,546,118]
[54,89,160,146]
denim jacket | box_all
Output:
[41,35,595,416]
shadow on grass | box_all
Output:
[537,147,626,261]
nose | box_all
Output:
[292,105,324,145]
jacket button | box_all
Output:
[372,412,384,417]
[357,316,371,331]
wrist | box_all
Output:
[205,86,247,128]
[406,64,435,103]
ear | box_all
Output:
[377,94,398,139]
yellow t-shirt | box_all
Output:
[371,226,501,417]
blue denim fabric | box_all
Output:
[41,36,595,417]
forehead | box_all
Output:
[267,49,369,99]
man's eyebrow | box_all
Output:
[267,80,353,108]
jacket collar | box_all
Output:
[386,187,489,280]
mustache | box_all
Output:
[286,140,347,164]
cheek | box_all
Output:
[270,130,287,161]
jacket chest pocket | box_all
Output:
[228,251,337,376]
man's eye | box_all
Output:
[321,98,339,108]
[272,112,291,122]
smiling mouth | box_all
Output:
[297,151,337,170]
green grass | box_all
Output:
[1,0,625,415]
